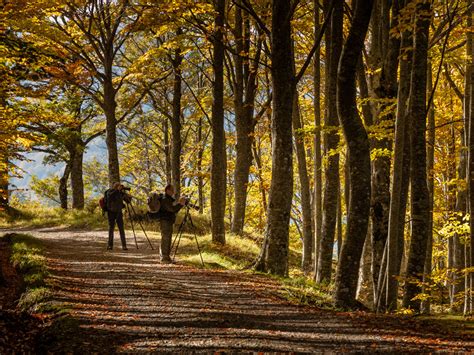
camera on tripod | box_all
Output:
[182,196,200,211]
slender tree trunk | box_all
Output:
[259,0,295,276]
[313,0,323,275]
[163,117,172,185]
[293,93,313,273]
[104,78,120,186]
[316,0,342,284]
[384,1,412,311]
[70,142,85,210]
[467,0,474,315]
[253,142,268,217]
[171,37,183,197]
[369,0,400,300]
[336,183,342,259]
[232,9,261,235]
[453,130,466,310]
[0,155,8,208]
[402,0,432,312]
[197,117,205,213]
[421,59,435,314]
[59,160,72,210]
[334,0,374,309]
[453,5,470,312]
[231,4,247,235]
[211,0,227,244]
[445,127,457,307]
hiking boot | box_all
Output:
[107,245,113,250]
[161,257,173,264]
[122,247,128,251]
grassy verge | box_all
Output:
[175,232,335,309]
[0,205,107,230]
[416,314,474,336]
[4,233,52,312]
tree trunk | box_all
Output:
[163,117,172,185]
[259,0,295,276]
[316,0,343,284]
[369,0,400,301]
[231,8,260,235]
[197,116,205,213]
[402,0,431,312]
[421,59,435,314]
[211,0,227,244]
[171,38,183,197]
[253,142,268,219]
[467,0,474,316]
[313,0,323,275]
[59,160,72,210]
[334,0,374,309]
[70,143,85,210]
[383,1,412,311]
[293,93,313,273]
[0,155,8,208]
[453,121,466,312]
[104,79,120,186]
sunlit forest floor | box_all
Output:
[0,224,473,352]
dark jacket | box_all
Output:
[105,189,131,213]
[160,194,183,223]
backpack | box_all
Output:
[99,190,108,213]
[147,192,163,213]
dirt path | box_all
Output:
[5,228,474,353]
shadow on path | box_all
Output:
[10,228,474,353]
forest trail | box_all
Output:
[12,228,474,353]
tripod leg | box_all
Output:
[188,213,205,267]
[171,211,187,251]
[126,204,139,249]
[130,203,154,250]
[172,212,188,261]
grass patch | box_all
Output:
[3,233,51,312]
[177,233,260,270]
[176,232,334,309]
[275,276,335,310]
[416,314,474,336]
[0,205,107,230]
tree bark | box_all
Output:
[293,93,313,273]
[171,36,183,197]
[383,1,412,311]
[466,0,474,315]
[104,78,120,186]
[59,160,72,210]
[163,117,172,185]
[70,143,85,210]
[421,59,435,314]
[231,8,261,235]
[313,0,323,275]
[369,0,400,301]
[211,0,227,244]
[197,116,205,213]
[402,0,432,312]
[259,0,295,276]
[316,0,342,284]
[0,154,8,208]
[334,0,374,309]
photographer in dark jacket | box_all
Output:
[160,184,185,263]
[105,182,131,250]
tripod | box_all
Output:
[125,202,155,250]
[171,206,204,267]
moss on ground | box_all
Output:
[3,233,52,312]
